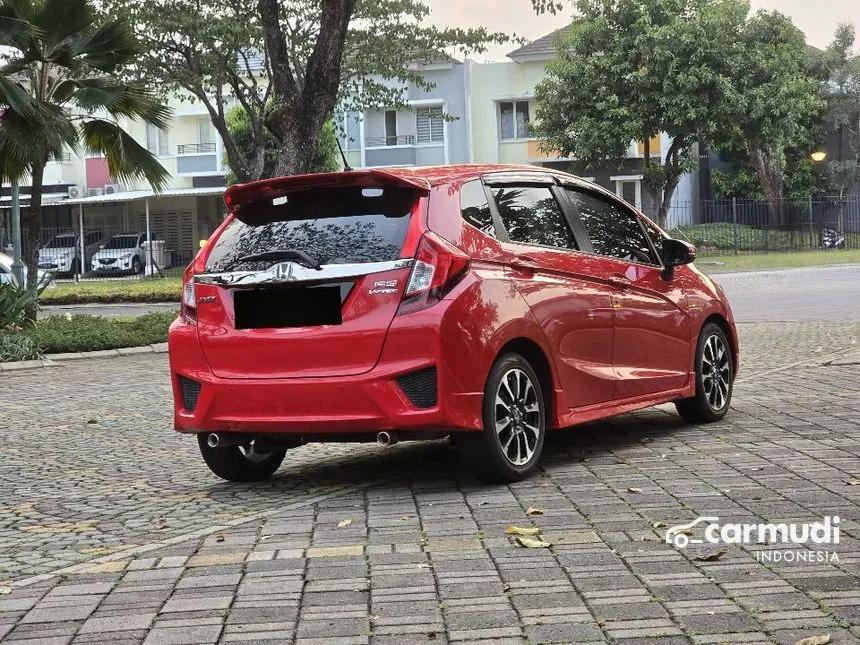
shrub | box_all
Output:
[0,283,38,328]
[0,334,42,362]
[39,278,182,305]
[23,311,176,354]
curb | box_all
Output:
[0,343,168,371]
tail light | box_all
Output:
[397,232,470,316]
[180,217,231,324]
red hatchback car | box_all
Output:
[169,165,738,483]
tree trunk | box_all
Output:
[748,146,784,226]
[258,0,356,177]
[657,175,681,231]
[24,161,45,320]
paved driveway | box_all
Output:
[0,320,858,644]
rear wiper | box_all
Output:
[231,249,322,271]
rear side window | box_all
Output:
[566,189,658,264]
[459,180,495,237]
[205,186,416,272]
[492,186,576,250]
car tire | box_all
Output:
[460,353,546,483]
[675,322,734,423]
[197,434,286,482]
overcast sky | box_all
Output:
[425,0,858,62]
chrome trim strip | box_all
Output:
[195,259,414,286]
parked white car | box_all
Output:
[38,231,103,275]
[0,252,53,289]
[91,232,147,275]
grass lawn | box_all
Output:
[696,249,860,273]
[40,277,182,305]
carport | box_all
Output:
[47,186,226,276]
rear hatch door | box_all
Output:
[196,181,424,379]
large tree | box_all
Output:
[533,0,750,227]
[0,0,169,314]
[713,10,824,225]
[105,0,507,182]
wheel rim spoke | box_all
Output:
[494,367,543,467]
[701,335,731,412]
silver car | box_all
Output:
[91,232,147,275]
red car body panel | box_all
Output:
[169,165,738,439]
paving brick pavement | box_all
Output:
[0,321,858,644]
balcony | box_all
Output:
[176,142,220,175]
[365,135,415,148]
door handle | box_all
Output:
[510,255,541,272]
[607,275,632,289]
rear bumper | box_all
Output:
[168,315,483,436]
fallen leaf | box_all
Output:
[337,519,352,528]
[628,487,642,493]
[427,631,437,640]
[596,617,606,627]
[794,635,831,645]
[260,535,272,541]
[215,534,224,543]
[651,521,666,529]
[695,550,728,562]
[514,536,552,548]
[505,525,542,536]
[86,419,98,424]
[525,507,544,516]
[0,587,11,595]
[845,479,860,486]
[479,501,489,506]
[642,437,653,443]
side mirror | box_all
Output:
[661,239,696,280]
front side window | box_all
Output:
[459,180,495,237]
[499,101,531,140]
[566,189,658,264]
[492,186,576,250]
[416,106,444,143]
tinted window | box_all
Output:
[566,190,657,264]
[205,186,416,272]
[85,232,102,245]
[45,235,76,249]
[459,180,495,237]
[492,186,575,250]
[641,218,666,259]
[104,235,138,250]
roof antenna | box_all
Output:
[335,136,353,172]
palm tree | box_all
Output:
[0,0,170,312]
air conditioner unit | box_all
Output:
[87,187,104,197]
[104,183,121,195]
[67,185,84,199]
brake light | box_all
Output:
[180,215,232,324]
[397,232,470,315]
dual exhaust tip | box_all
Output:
[207,432,398,448]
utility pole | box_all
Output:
[10,178,25,286]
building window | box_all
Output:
[384,110,398,146]
[416,105,444,144]
[197,118,212,146]
[499,101,531,140]
[146,124,170,156]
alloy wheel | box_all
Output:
[701,334,731,411]
[495,368,542,466]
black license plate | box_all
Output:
[233,285,345,330]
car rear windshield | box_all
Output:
[205,186,417,272]
[104,236,139,250]
[45,235,76,249]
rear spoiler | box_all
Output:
[224,170,431,212]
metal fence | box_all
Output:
[664,195,860,256]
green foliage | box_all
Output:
[225,108,340,184]
[0,333,41,362]
[39,279,182,305]
[0,283,37,329]
[23,312,175,354]
[673,222,860,253]
[102,0,507,181]
[533,0,750,224]
[0,0,170,188]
